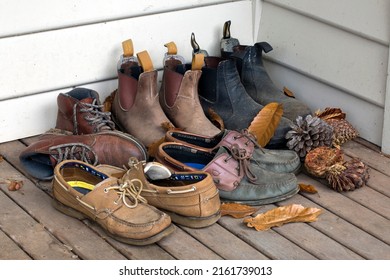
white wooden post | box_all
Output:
[381,47,390,155]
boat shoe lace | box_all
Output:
[75,99,115,133]
[49,143,98,165]
[227,143,258,184]
[234,129,265,154]
[105,177,147,208]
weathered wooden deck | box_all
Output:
[0,136,389,260]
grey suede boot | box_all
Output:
[198,56,293,149]
[231,42,312,122]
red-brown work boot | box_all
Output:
[56,87,115,134]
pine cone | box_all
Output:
[304,146,344,178]
[325,158,369,192]
[326,119,359,146]
[286,115,334,158]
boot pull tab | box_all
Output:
[122,39,134,57]
[191,53,205,71]
[117,39,138,70]
[256,42,273,53]
[191,32,209,56]
[222,20,232,39]
[136,50,154,72]
[221,20,240,56]
[163,41,186,65]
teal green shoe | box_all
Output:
[155,142,299,206]
[165,129,301,174]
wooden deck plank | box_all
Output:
[84,221,175,260]
[343,140,390,175]
[0,150,128,260]
[253,203,363,260]
[0,188,76,259]
[297,173,390,245]
[158,226,223,260]
[218,213,317,260]
[0,230,32,260]
[277,193,390,259]
[179,223,269,260]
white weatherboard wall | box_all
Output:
[2,0,390,155]
[256,0,390,153]
[0,0,255,143]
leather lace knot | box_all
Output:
[50,143,98,165]
[76,99,115,133]
[228,144,258,184]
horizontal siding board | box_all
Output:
[263,60,384,146]
[258,3,388,107]
[0,1,253,101]
[265,0,390,45]
[0,0,236,38]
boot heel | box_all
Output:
[52,199,88,220]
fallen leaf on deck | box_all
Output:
[0,155,3,162]
[243,204,322,231]
[8,180,24,191]
[248,102,283,147]
[299,183,318,194]
[208,108,225,130]
[220,203,258,218]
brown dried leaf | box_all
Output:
[147,137,165,158]
[0,155,3,162]
[7,180,24,191]
[103,90,116,112]
[161,121,176,132]
[220,203,258,218]
[243,204,322,231]
[299,183,318,194]
[248,102,283,147]
[208,108,225,130]
[315,107,346,121]
[283,87,295,98]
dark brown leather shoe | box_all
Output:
[19,129,148,180]
[52,159,174,245]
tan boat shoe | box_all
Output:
[52,159,174,246]
[96,161,221,228]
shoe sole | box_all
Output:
[219,185,300,206]
[164,210,221,228]
[52,198,175,246]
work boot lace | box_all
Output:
[226,144,258,184]
[49,143,98,165]
[104,157,147,208]
[75,99,115,133]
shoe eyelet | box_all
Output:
[104,188,108,193]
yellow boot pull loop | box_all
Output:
[192,53,205,71]
[122,39,134,57]
[164,41,178,55]
[137,50,154,72]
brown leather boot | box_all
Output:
[56,87,115,134]
[111,48,174,149]
[159,45,220,136]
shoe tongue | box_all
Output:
[80,97,96,105]
[93,177,118,190]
